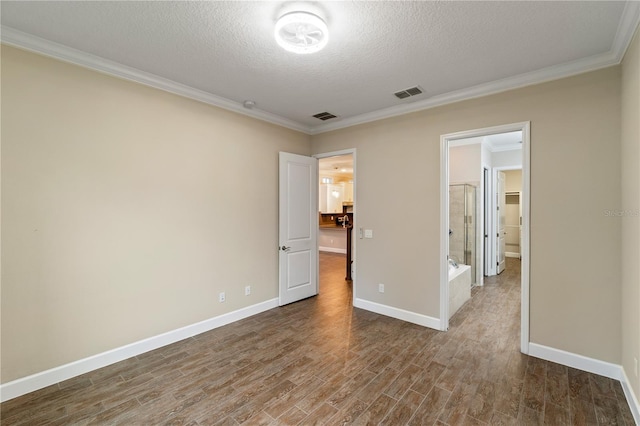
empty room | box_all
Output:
[2,1,640,425]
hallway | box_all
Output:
[1,255,634,425]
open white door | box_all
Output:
[483,168,491,276]
[497,171,506,274]
[279,152,318,306]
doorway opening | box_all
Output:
[315,149,356,303]
[440,122,530,354]
[496,167,523,267]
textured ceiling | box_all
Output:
[1,1,639,134]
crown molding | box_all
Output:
[309,50,620,135]
[489,145,522,153]
[613,1,640,62]
[3,1,639,137]
[0,26,313,135]
[310,2,640,135]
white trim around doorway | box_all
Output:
[440,122,530,354]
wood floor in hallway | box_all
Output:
[1,254,635,425]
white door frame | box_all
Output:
[440,122,530,354]
[314,148,357,304]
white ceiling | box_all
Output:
[2,1,639,135]
[319,155,354,181]
[451,131,523,152]
[484,132,523,152]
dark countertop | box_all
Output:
[319,224,353,229]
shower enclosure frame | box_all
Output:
[448,183,478,286]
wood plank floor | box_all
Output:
[1,254,635,425]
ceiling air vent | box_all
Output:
[394,86,423,99]
[313,112,337,121]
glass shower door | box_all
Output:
[449,183,477,286]
[465,185,476,285]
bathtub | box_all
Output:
[449,264,471,319]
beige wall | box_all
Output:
[504,169,522,193]
[449,144,481,184]
[1,39,632,386]
[621,26,640,397]
[0,46,311,383]
[312,66,622,363]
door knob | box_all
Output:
[280,246,291,251]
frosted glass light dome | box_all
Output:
[274,12,328,54]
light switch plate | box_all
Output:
[364,229,373,238]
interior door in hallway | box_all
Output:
[497,171,506,274]
[279,152,318,305]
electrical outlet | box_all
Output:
[245,285,251,296]
[219,292,225,303]
[634,357,638,377]
[378,283,385,293]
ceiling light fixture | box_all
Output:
[275,11,328,54]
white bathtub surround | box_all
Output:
[449,264,471,319]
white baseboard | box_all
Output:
[529,342,640,425]
[354,298,440,330]
[528,343,621,379]
[319,246,347,254]
[505,252,521,258]
[0,298,279,402]
[621,368,640,425]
